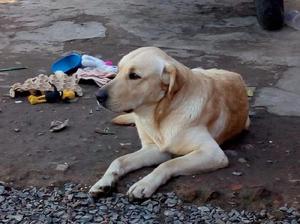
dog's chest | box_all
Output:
[135,116,181,152]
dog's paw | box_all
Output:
[127,180,156,200]
[89,179,115,199]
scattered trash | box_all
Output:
[13,128,20,132]
[94,127,115,135]
[269,140,273,144]
[28,84,76,105]
[55,163,69,172]
[81,54,118,73]
[246,87,256,97]
[74,68,115,87]
[285,10,300,30]
[9,73,82,98]
[14,100,23,104]
[0,66,27,72]
[51,53,82,74]
[232,171,243,176]
[50,119,69,132]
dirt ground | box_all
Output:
[0,0,299,211]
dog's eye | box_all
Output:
[128,73,141,80]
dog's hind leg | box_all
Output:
[127,131,229,199]
[89,144,171,198]
[112,113,135,126]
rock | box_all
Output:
[55,163,69,172]
[8,214,23,222]
[81,214,93,222]
[14,128,20,132]
[198,206,210,213]
[0,196,4,203]
[238,158,247,163]
[75,192,88,199]
[0,185,4,194]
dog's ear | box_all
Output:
[161,62,183,99]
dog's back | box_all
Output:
[192,68,249,144]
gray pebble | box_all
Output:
[0,185,5,195]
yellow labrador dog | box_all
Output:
[90,47,249,199]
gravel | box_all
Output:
[0,182,299,224]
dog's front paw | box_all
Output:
[127,180,157,200]
[89,179,115,199]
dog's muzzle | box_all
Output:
[95,88,108,107]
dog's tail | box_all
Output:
[112,113,135,126]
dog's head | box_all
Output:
[96,47,186,113]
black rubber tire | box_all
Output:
[255,0,284,30]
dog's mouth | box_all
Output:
[123,109,133,113]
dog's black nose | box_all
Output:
[96,88,108,106]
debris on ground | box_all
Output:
[14,100,22,104]
[13,128,20,133]
[232,171,243,176]
[94,127,115,135]
[120,142,132,147]
[50,119,69,132]
[0,66,27,72]
[9,73,83,98]
[0,183,298,223]
[55,163,69,172]
[238,157,248,164]
[246,87,256,97]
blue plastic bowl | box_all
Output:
[51,53,82,74]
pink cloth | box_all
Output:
[74,68,115,87]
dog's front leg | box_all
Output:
[89,144,171,198]
[127,134,229,199]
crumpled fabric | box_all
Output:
[74,68,115,87]
[9,72,83,98]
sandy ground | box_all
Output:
[0,0,299,210]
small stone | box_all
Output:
[0,185,4,194]
[89,109,93,114]
[14,128,20,132]
[216,219,225,224]
[75,192,88,199]
[232,171,243,176]
[198,206,210,213]
[164,210,174,216]
[238,158,247,163]
[9,215,23,222]
[55,163,69,172]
